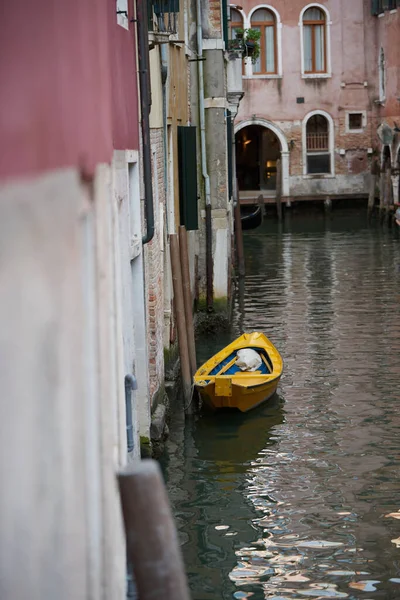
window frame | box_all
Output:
[346,111,367,133]
[303,8,326,74]
[116,0,129,29]
[229,7,244,39]
[299,4,331,79]
[229,9,245,75]
[245,5,282,79]
[250,8,277,75]
[302,110,335,177]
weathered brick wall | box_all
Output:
[144,128,166,405]
[209,0,221,33]
[278,119,374,180]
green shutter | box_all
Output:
[222,0,229,46]
[226,110,233,201]
[178,126,199,231]
[371,0,380,13]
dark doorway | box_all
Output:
[236,125,281,192]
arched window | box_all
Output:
[251,8,277,75]
[229,8,243,39]
[302,7,326,73]
[306,114,331,174]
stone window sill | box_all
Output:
[243,75,282,80]
[302,174,335,179]
[302,73,331,79]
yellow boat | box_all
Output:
[194,332,283,413]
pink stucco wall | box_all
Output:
[0,0,139,182]
[237,0,370,125]
[366,7,400,125]
[109,0,140,152]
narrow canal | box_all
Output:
[161,209,400,600]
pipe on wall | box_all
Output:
[160,43,169,235]
[136,0,154,245]
[196,0,213,310]
[124,374,138,454]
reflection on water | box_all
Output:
[161,210,400,600]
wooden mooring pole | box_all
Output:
[385,164,394,225]
[368,160,378,220]
[276,159,282,221]
[118,460,191,600]
[234,198,245,277]
[179,225,197,377]
[379,166,385,221]
[170,234,193,413]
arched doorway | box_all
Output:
[235,120,289,197]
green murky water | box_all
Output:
[161,209,400,600]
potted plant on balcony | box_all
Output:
[234,27,245,40]
[227,37,244,52]
[243,28,261,63]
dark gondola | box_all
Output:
[240,203,263,230]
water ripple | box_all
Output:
[163,214,400,600]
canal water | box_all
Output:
[161,209,400,600]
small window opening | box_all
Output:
[116,0,129,29]
[349,113,363,130]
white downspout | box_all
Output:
[196,0,211,207]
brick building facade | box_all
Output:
[233,0,400,205]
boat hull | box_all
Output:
[198,377,280,413]
[194,332,283,413]
[240,204,262,230]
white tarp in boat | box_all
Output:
[235,349,262,372]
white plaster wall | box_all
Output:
[213,225,229,300]
[112,150,150,450]
[0,165,134,600]
[0,170,94,599]
[290,173,368,196]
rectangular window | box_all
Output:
[349,113,363,130]
[265,26,275,73]
[252,27,262,74]
[307,154,331,174]
[314,25,325,71]
[304,25,313,72]
[304,23,325,73]
[116,0,129,29]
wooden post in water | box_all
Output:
[276,159,282,222]
[234,179,245,277]
[179,225,197,377]
[170,234,193,413]
[234,201,245,277]
[118,460,191,600]
[368,160,378,220]
[386,164,394,225]
[379,166,385,221]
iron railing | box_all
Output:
[148,0,179,34]
[307,132,329,152]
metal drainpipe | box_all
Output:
[125,374,137,454]
[196,0,213,310]
[136,0,154,245]
[160,44,169,235]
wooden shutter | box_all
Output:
[226,110,233,201]
[178,126,199,231]
[371,0,380,14]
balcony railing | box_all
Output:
[148,0,179,34]
[307,132,329,152]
